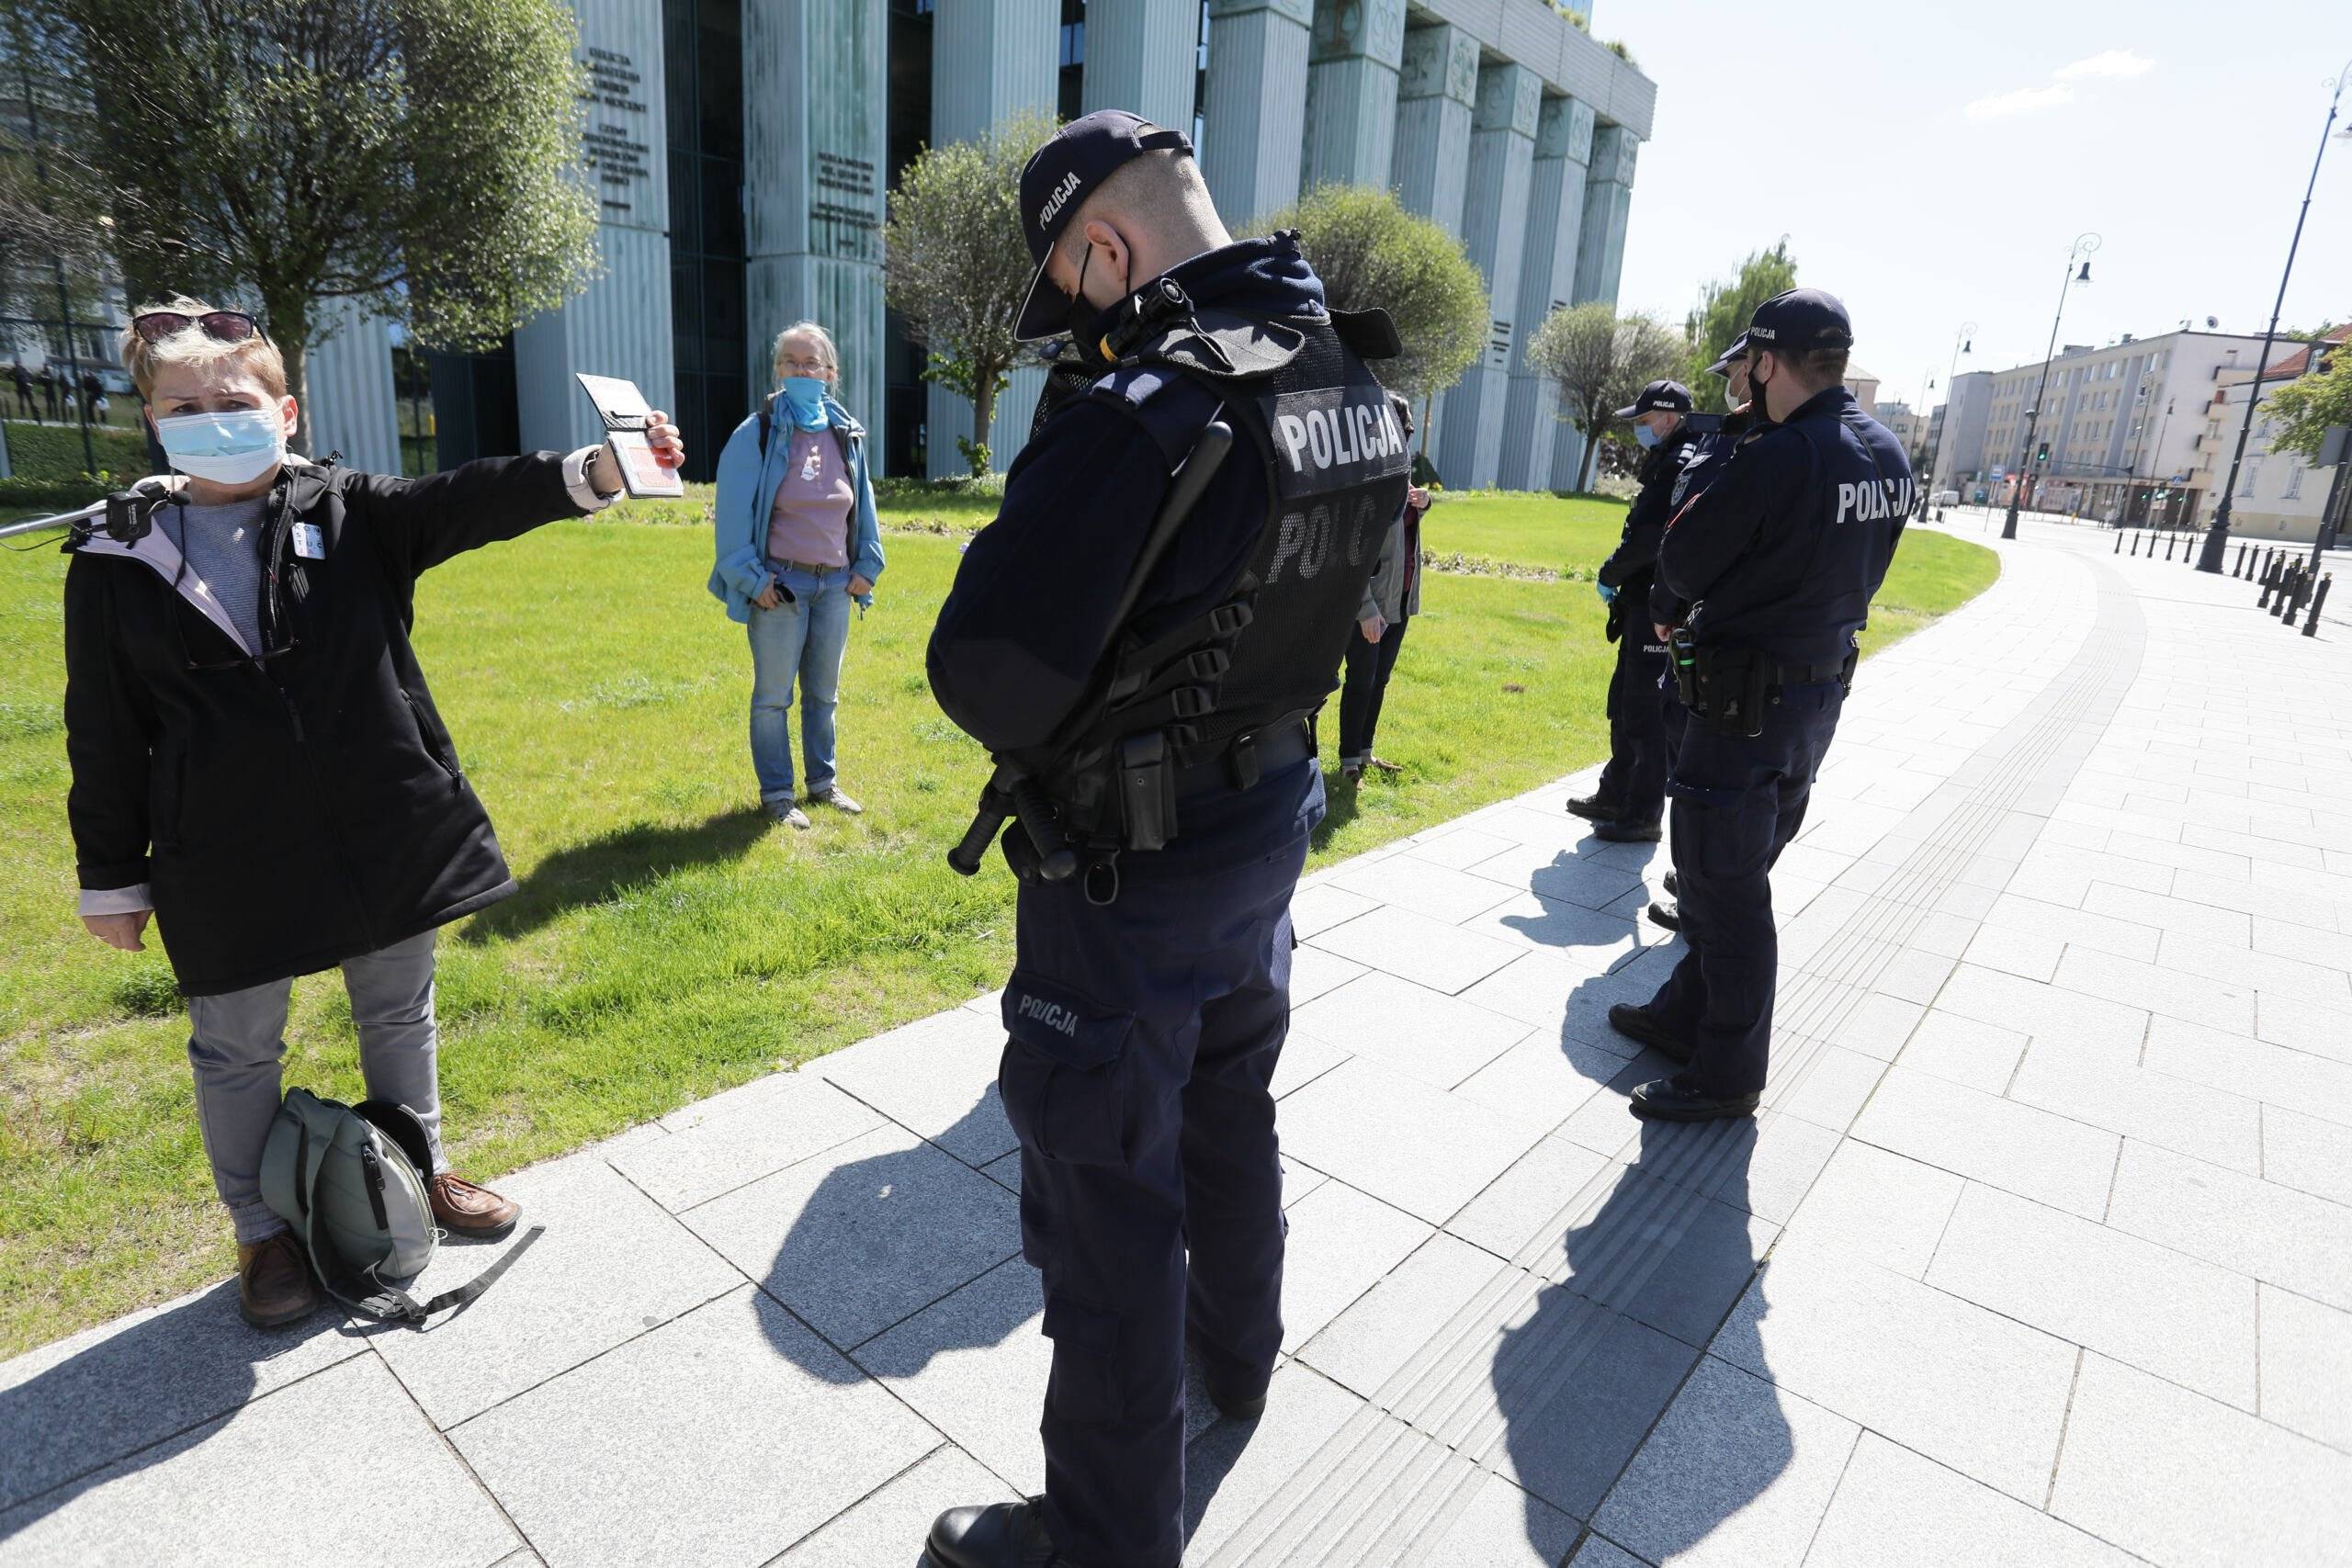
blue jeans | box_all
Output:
[746,563,854,804]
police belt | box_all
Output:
[1170,718,1314,800]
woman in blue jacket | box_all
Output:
[708,322,886,829]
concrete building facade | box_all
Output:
[2191,329,2350,544]
[1963,328,2270,526]
[302,0,1653,487]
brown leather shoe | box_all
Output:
[236,1233,321,1329]
[428,1172,520,1238]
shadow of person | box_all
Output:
[0,1280,357,1541]
[757,1094,1030,1387]
[1309,772,1363,853]
[1494,1111,1787,1561]
[458,808,771,943]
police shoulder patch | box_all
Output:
[1091,363,1224,468]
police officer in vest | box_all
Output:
[1608,289,1910,1121]
[922,110,1411,1568]
[1645,336,1758,933]
[1568,378,1700,841]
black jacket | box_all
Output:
[1599,427,1700,636]
[64,454,594,996]
[1658,387,1912,666]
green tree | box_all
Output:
[1255,184,1487,447]
[2263,349,2351,461]
[1682,240,1797,408]
[1526,300,1681,491]
[883,109,1056,479]
[26,0,601,456]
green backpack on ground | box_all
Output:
[258,1088,542,1325]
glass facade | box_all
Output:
[665,0,749,483]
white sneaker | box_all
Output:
[765,798,812,829]
[809,787,863,816]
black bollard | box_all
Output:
[2114,528,2123,554]
[2306,574,2331,637]
[2259,558,2278,607]
[2280,566,2304,621]
[2166,534,2178,561]
[2234,543,2248,577]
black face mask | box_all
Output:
[1747,355,1776,423]
[1064,245,1102,353]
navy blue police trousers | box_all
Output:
[998,768,1320,1568]
[1646,681,1845,1095]
[1598,623,1671,823]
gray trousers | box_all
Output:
[186,929,447,1244]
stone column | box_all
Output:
[1300,0,1406,191]
[923,0,1057,477]
[1553,121,1637,490]
[1388,23,1476,232]
[1435,62,1541,490]
[1199,0,1311,230]
[515,0,675,455]
[1081,0,1200,131]
[745,1,888,456]
[305,301,402,473]
[1498,95,1592,491]
[1570,121,1637,307]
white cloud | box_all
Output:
[1965,83,2078,119]
[2054,49,2155,81]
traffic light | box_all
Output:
[2034,442,2051,466]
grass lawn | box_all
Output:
[0,483,1995,1353]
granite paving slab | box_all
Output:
[683,1123,1021,1349]
[1806,1432,2142,1568]
[0,1354,516,1568]
[452,1286,938,1568]
[0,1277,363,1516]
[818,1007,1017,1167]
[364,1150,744,1427]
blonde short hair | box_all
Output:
[772,321,841,385]
[120,296,288,401]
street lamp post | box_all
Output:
[2197,62,2351,572]
[2003,235,2099,541]
[1923,321,1975,512]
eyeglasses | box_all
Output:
[132,310,262,345]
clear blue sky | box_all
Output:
[1602,0,2351,412]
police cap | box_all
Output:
[1705,333,1749,378]
[1013,110,1195,342]
[1615,379,1694,419]
[1746,289,1853,356]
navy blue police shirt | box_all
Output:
[928,237,1327,757]
[1657,386,1913,669]
[1600,426,1702,600]
[1647,410,1754,631]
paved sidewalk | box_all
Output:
[5,517,2349,1567]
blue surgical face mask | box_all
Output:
[779,376,830,431]
[1634,423,1662,448]
[153,406,286,483]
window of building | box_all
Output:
[664,0,748,486]
[2241,457,2260,498]
[2284,463,2302,499]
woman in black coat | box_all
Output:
[64,298,684,1326]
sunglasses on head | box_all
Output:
[132,310,261,345]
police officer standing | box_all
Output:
[1568,378,1699,840]
[923,111,1411,1568]
[1645,336,1757,933]
[1608,289,1910,1121]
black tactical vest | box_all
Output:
[1036,304,1410,847]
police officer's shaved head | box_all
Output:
[1052,151,1225,275]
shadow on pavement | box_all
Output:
[760,1095,1028,1385]
[0,1280,359,1541]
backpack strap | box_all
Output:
[291,1128,547,1325]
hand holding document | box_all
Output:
[576,373,687,498]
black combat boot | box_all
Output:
[927,1499,1071,1568]
[1607,1003,1693,1063]
[1629,1077,1760,1122]
[1566,792,1623,821]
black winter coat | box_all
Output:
[63,454,592,996]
